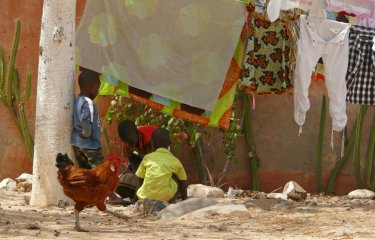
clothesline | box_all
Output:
[244,0,375,27]
[241,3,375,135]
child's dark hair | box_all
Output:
[151,128,171,149]
[78,69,100,89]
[118,120,138,146]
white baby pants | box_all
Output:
[294,16,350,131]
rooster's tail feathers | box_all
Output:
[56,153,74,172]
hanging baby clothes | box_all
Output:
[294,16,350,131]
[240,12,293,95]
[357,18,375,28]
[267,0,326,22]
[346,25,375,105]
[325,0,375,19]
[325,0,375,28]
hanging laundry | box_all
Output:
[97,24,248,130]
[294,16,350,132]
[325,0,375,19]
[240,11,293,95]
[346,25,375,105]
[76,0,245,111]
[267,0,326,22]
[357,18,375,28]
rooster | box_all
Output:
[56,153,129,232]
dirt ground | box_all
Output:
[1,189,375,240]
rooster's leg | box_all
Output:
[104,209,130,221]
[74,209,88,232]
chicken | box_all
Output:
[56,153,129,231]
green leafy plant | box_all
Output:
[106,95,208,184]
[105,93,242,185]
[0,19,34,161]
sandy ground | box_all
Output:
[1,189,375,240]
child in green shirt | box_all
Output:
[136,128,187,202]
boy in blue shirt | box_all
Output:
[71,69,103,168]
[71,69,125,205]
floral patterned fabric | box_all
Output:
[240,12,294,95]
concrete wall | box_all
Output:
[0,1,372,194]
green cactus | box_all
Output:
[315,95,326,193]
[0,48,4,93]
[353,105,368,188]
[244,94,260,191]
[366,114,375,188]
[326,106,367,194]
[5,19,20,107]
[0,19,34,161]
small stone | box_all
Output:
[267,193,288,200]
[348,189,375,199]
[226,187,235,198]
[208,223,228,232]
[54,230,60,237]
[143,198,169,215]
[187,184,225,198]
[15,173,33,183]
[16,181,32,192]
[283,181,307,201]
[26,223,41,230]
[0,178,17,191]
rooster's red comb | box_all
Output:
[106,153,121,163]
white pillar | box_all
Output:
[30,0,76,207]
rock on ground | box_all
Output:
[0,178,16,191]
[187,184,225,198]
[143,198,169,214]
[348,189,375,199]
[283,181,307,201]
[267,193,288,200]
[15,173,33,183]
[157,198,219,220]
[181,203,250,219]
